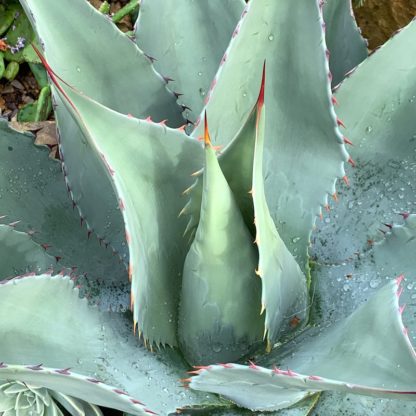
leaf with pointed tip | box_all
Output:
[313,18,416,264]
[20,0,182,125]
[0,119,125,281]
[20,0,184,252]
[318,215,416,345]
[304,28,416,416]
[323,0,368,88]
[292,222,416,414]
[0,225,56,278]
[191,0,348,274]
[54,96,128,260]
[252,90,308,346]
[183,102,258,239]
[0,365,150,416]
[0,274,221,414]
[135,0,245,123]
[178,119,263,365]
[49,79,204,346]
[190,280,416,411]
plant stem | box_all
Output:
[112,0,139,24]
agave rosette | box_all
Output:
[0,0,415,414]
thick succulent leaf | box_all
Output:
[305,24,416,416]
[0,382,93,416]
[0,274,221,414]
[0,119,125,281]
[20,0,184,252]
[0,365,150,416]
[323,0,368,87]
[135,0,245,123]
[19,0,182,125]
[298,223,416,413]
[183,101,258,239]
[190,280,416,411]
[191,0,348,273]
[2,3,40,64]
[178,119,262,365]
[0,225,56,278]
[373,217,416,323]
[252,85,308,346]
[49,79,204,346]
[178,394,320,416]
[0,275,149,415]
[313,18,416,264]
[54,97,127,260]
[314,215,416,345]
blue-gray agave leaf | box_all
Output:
[0,119,125,282]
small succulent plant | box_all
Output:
[0,0,52,121]
[0,379,103,416]
[1,0,416,415]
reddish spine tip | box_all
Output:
[348,157,356,167]
[203,112,211,146]
[272,366,282,374]
[179,378,192,383]
[257,61,266,108]
[218,363,233,368]
[193,365,211,370]
[337,118,346,128]
[55,368,71,375]
[248,361,259,370]
[342,175,350,187]
[397,286,404,298]
[396,274,405,285]
[400,212,410,220]
[343,136,353,146]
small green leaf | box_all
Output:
[2,4,36,64]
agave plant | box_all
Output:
[1,0,416,414]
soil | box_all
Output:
[0,64,40,119]
[353,0,416,49]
